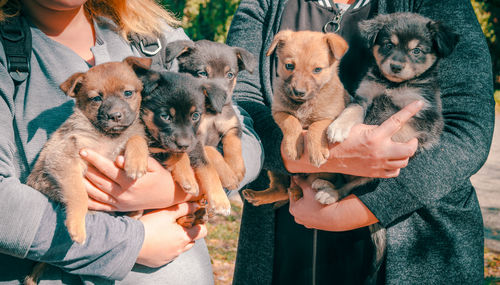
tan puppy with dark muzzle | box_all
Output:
[27,57,151,245]
[243,30,349,206]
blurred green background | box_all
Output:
[159,0,498,99]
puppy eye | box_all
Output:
[384,43,394,50]
[123,90,134,97]
[160,113,172,123]
[89,96,102,102]
[197,71,208,78]
[191,112,201,122]
[285,63,295,71]
[226,72,234,79]
[412,48,421,55]
[313,67,322,74]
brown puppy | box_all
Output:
[163,40,256,190]
[25,57,151,285]
[27,57,151,244]
[242,30,349,206]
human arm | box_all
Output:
[227,0,287,174]
[283,101,422,178]
[289,0,495,230]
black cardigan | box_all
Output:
[227,0,494,284]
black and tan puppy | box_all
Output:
[322,12,458,276]
[242,30,349,206]
[163,40,256,190]
[27,57,151,244]
[324,12,459,203]
[140,70,231,217]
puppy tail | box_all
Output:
[24,262,47,285]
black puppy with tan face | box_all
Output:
[163,40,256,190]
[140,70,232,216]
[323,12,459,277]
[328,12,459,147]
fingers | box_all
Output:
[186,224,208,241]
[84,177,118,204]
[376,100,423,137]
[85,165,124,197]
[384,138,418,160]
[80,148,129,184]
[171,202,201,219]
[88,197,117,211]
[385,158,409,169]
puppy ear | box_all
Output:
[358,15,391,49]
[60,72,84,97]
[427,21,459,58]
[266,30,293,57]
[202,81,227,113]
[140,70,162,96]
[164,40,196,63]
[324,33,349,62]
[234,47,256,73]
[124,56,153,77]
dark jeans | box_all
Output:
[272,205,377,285]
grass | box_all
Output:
[206,201,242,285]
[207,201,500,285]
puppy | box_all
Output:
[139,70,232,217]
[25,57,151,285]
[242,30,349,206]
[325,12,459,203]
[325,12,459,277]
[163,40,256,190]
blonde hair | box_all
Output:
[0,0,180,39]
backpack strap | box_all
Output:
[129,33,169,70]
[0,15,31,85]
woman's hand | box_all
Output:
[288,175,378,232]
[80,149,196,212]
[137,202,208,267]
[283,100,423,177]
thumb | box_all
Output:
[170,202,201,219]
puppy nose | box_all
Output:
[175,138,191,151]
[108,112,123,122]
[390,64,403,73]
[292,88,306,97]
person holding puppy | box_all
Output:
[227,0,494,284]
[0,0,262,284]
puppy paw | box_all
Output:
[207,196,231,216]
[174,173,199,196]
[327,119,354,143]
[288,185,303,202]
[242,189,266,206]
[219,172,241,191]
[312,179,339,205]
[176,213,196,228]
[283,135,304,160]
[65,219,86,244]
[179,180,200,196]
[124,154,148,180]
[308,146,330,168]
